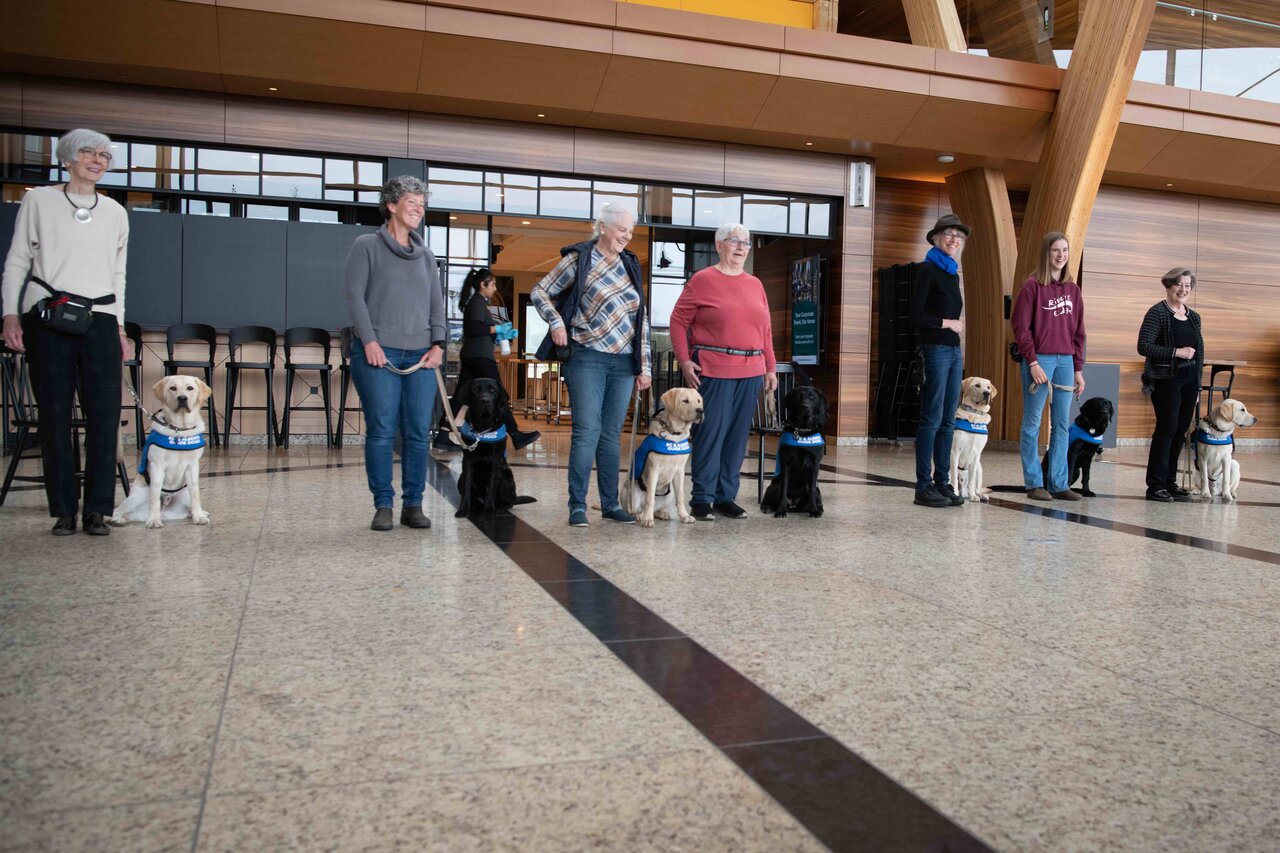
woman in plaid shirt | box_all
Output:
[532,205,652,528]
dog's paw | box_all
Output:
[809,509,823,518]
[107,514,127,526]
[654,509,671,520]
[772,509,788,518]
[1081,489,1096,498]
[679,513,696,524]
[979,494,990,503]
[144,517,164,529]
[192,511,210,525]
[638,514,655,528]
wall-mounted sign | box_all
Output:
[790,255,822,365]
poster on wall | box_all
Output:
[790,256,822,365]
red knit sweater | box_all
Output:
[669,267,777,379]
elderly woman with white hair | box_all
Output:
[2,128,130,536]
[532,204,651,528]
[669,223,777,521]
[345,175,446,532]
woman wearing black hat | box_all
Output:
[910,214,969,508]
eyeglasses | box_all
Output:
[940,230,966,241]
[77,148,113,164]
[722,238,751,249]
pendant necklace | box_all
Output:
[63,185,99,224]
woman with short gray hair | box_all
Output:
[669,222,777,520]
[532,204,651,527]
[2,128,130,536]
[345,175,446,531]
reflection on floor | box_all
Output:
[2,438,1279,851]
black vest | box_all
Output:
[535,239,647,375]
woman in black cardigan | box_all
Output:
[1137,267,1204,502]
[434,268,540,451]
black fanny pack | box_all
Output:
[21,276,115,335]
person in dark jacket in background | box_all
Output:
[910,214,969,508]
[1137,267,1204,502]
[434,267,539,451]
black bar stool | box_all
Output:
[122,321,145,450]
[280,327,334,448]
[223,325,279,447]
[163,323,220,447]
[334,327,361,446]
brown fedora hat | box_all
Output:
[926,213,971,244]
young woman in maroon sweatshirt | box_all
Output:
[1011,231,1087,501]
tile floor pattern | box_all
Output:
[2,436,1279,851]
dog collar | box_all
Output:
[1068,422,1103,445]
[954,418,988,435]
[151,414,203,432]
[958,403,987,416]
[1194,428,1232,446]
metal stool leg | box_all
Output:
[321,370,334,447]
[223,367,237,447]
[204,366,220,447]
[336,371,349,445]
[281,369,294,448]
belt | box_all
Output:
[692,344,763,357]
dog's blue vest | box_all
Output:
[954,418,988,435]
[774,430,824,476]
[138,430,205,479]
[632,434,690,482]
[460,422,508,455]
[1194,429,1232,446]
[1068,422,1103,446]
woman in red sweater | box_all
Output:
[1010,231,1087,501]
[670,223,778,520]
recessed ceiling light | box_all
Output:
[805,142,813,146]
[937,153,955,164]
[1166,183,1174,187]
[521,220,531,225]
[449,215,457,220]
[536,113,546,118]
[268,87,278,92]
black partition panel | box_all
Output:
[182,215,287,329]
[0,203,17,261]
[285,221,376,331]
[124,211,183,327]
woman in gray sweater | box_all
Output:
[345,176,446,531]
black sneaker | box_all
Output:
[512,430,541,451]
[914,486,949,508]
[1167,485,1192,502]
[935,483,965,506]
[690,502,716,521]
[1145,489,1174,503]
[52,515,76,536]
[714,501,748,519]
[82,512,110,536]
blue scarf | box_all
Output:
[925,246,958,276]
[138,429,206,477]
[632,434,691,481]
[1068,422,1103,446]
[774,431,825,475]
[954,418,988,435]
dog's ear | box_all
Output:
[496,382,510,410]
[815,391,829,425]
[151,377,169,402]
[196,378,213,406]
[989,383,998,399]
[1216,399,1233,424]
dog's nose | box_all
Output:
[176,395,188,406]
[696,408,704,415]
[982,392,990,401]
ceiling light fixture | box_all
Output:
[268,87,278,91]
[805,142,813,146]
[521,220,531,225]
[536,113,546,118]
[1166,183,1174,187]
[449,215,458,220]
[936,153,955,164]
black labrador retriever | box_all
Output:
[760,385,828,518]
[1041,396,1113,497]
[454,378,519,517]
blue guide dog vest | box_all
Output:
[954,418,988,435]
[774,431,825,476]
[632,434,691,482]
[1068,422,1103,446]
[139,430,206,485]
[1194,429,1232,446]
[460,422,508,455]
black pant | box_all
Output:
[22,312,122,517]
[439,356,521,435]
[1146,365,1199,492]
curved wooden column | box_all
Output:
[901,0,967,52]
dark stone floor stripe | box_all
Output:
[1107,458,1280,488]
[824,463,1280,567]
[426,459,991,853]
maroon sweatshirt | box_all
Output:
[1011,276,1087,371]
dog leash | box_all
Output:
[626,386,643,479]
[378,361,479,452]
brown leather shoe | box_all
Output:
[1026,488,1052,501]
[1051,490,1082,502]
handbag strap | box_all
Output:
[20,275,116,309]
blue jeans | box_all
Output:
[691,374,763,505]
[563,344,636,514]
[350,337,437,509]
[1020,353,1074,491]
[915,344,963,490]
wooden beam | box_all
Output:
[1015,0,1157,283]
[945,167,1018,440]
[813,0,839,33]
[901,0,967,52]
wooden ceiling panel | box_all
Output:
[0,0,221,73]
[1082,186,1201,277]
[572,129,726,186]
[1141,132,1280,186]
[1195,195,1280,284]
[724,143,847,196]
[576,112,749,145]
[225,95,410,157]
[592,55,777,131]
[216,8,424,93]
[612,31,780,76]
[430,0,618,29]
[409,112,575,173]
[1106,122,1180,173]
[0,55,224,93]
[407,93,591,127]
[20,76,226,144]
[753,78,927,145]
[615,2,785,50]
[0,74,20,126]
[222,76,414,111]
[896,98,1050,160]
[417,34,609,113]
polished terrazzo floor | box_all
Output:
[2,433,1279,851]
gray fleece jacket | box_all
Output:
[345,226,446,350]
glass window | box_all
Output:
[539,175,590,218]
[670,187,694,227]
[651,241,686,276]
[96,141,127,187]
[806,201,832,237]
[593,181,643,220]
[694,190,741,230]
[447,223,490,265]
[485,172,537,215]
[742,194,789,234]
[125,192,166,213]
[428,167,483,211]
[649,280,685,328]
[183,199,232,216]
[356,160,384,204]
[246,203,288,220]
[299,207,340,224]
[789,200,807,234]
[426,224,449,255]
[135,145,196,191]
[263,154,322,200]
[325,159,354,201]
[198,149,259,195]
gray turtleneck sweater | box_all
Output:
[344,225,447,351]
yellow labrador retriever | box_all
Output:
[619,387,704,528]
[949,376,997,503]
[1191,398,1258,502]
[110,375,212,528]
